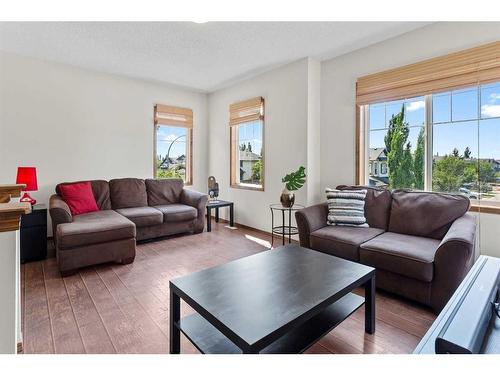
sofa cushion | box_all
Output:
[58,181,99,216]
[310,226,385,261]
[56,179,111,210]
[146,179,184,206]
[326,188,368,227]
[115,207,163,227]
[154,204,198,222]
[359,232,440,282]
[388,190,470,239]
[57,210,135,250]
[109,178,148,209]
[336,185,392,230]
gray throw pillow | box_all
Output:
[326,188,369,227]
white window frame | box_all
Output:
[360,93,435,191]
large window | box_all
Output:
[229,97,264,190]
[154,104,193,184]
[357,42,500,212]
[362,82,500,210]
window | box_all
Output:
[360,83,500,210]
[154,104,193,185]
[381,162,387,175]
[433,83,500,207]
[229,97,265,190]
[365,97,425,190]
[357,41,500,212]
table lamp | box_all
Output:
[16,167,38,205]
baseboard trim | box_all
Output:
[212,217,299,245]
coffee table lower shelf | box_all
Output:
[177,292,364,354]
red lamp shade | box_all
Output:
[16,167,38,191]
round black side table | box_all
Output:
[269,204,304,247]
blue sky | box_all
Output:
[156,125,187,159]
[369,82,500,159]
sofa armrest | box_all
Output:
[431,213,477,312]
[180,188,208,209]
[180,188,208,233]
[295,203,328,248]
[49,194,73,225]
[49,194,72,248]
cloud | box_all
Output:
[481,104,500,117]
[406,100,425,112]
[163,134,177,142]
[488,93,500,102]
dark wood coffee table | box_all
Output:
[169,244,375,354]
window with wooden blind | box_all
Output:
[229,97,265,190]
[154,104,193,185]
[356,41,500,214]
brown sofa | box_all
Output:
[49,178,208,276]
[295,186,478,312]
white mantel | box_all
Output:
[0,185,31,353]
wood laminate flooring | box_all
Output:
[21,222,435,354]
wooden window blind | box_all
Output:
[229,97,264,126]
[356,41,500,105]
[154,104,193,128]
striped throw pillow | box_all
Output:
[326,188,369,227]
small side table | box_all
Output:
[269,204,304,247]
[20,204,48,263]
[206,200,234,232]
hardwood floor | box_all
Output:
[21,222,436,354]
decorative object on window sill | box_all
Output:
[280,166,306,208]
[16,167,38,205]
[208,176,219,202]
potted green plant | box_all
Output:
[281,166,306,207]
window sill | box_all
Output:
[230,183,264,192]
[469,204,500,215]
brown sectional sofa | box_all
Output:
[49,178,208,276]
[295,186,478,312]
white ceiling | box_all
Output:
[0,22,430,92]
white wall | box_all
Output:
[478,213,500,258]
[208,59,312,233]
[306,58,322,205]
[0,52,209,235]
[320,22,500,257]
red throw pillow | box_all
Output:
[59,182,99,216]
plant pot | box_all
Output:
[280,187,295,208]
